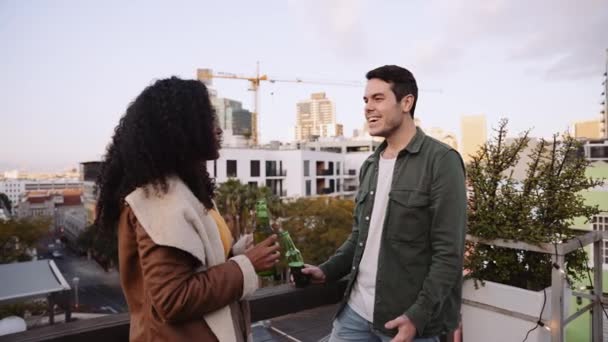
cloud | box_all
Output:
[288,0,607,80]
[413,0,608,80]
[287,0,369,60]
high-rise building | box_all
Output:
[460,115,487,163]
[206,88,253,146]
[210,95,253,141]
[232,109,253,136]
[295,93,343,141]
[574,120,603,140]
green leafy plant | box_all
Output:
[465,119,602,290]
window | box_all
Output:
[592,214,608,264]
[250,160,260,177]
[227,160,237,178]
[265,179,282,196]
[304,160,310,177]
[248,181,258,188]
[305,180,311,196]
[347,146,371,153]
[266,161,277,177]
[590,146,608,159]
[337,162,341,175]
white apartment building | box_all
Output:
[0,180,26,207]
[58,206,87,241]
[0,179,82,207]
[208,148,346,197]
[208,138,380,198]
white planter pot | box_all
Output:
[461,279,571,342]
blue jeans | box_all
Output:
[328,304,439,342]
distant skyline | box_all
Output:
[1,0,607,171]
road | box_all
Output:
[43,243,127,314]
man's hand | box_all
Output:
[300,264,326,284]
[384,315,416,342]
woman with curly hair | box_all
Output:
[95,77,279,341]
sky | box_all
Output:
[1,0,607,172]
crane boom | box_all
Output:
[197,65,442,146]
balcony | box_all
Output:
[0,279,459,342]
[0,281,347,342]
[9,232,603,341]
[316,169,333,176]
[343,185,357,192]
[265,170,287,178]
[316,187,333,195]
[341,169,357,179]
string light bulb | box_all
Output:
[537,321,551,332]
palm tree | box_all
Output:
[215,179,282,238]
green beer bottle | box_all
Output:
[254,199,278,278]
[278,230,310,287]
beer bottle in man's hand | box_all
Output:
[278,230,310,287]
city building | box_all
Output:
[15,192,55,219]
[80,161,103,225]
[573,119,603,140]
[204,138,380,198]
[295,92,343,141]
[0,179,82,208]
[426,127,459,150]
[209,147,352,198]
[77,140,379,215]
[14,188,86,242]
[460,114,487,163]
[54,190,86,241]
[209,91,253,147]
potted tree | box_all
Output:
[462,119,601,342]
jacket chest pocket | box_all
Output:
[386,189,431,242]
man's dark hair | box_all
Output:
[366,65,418,117]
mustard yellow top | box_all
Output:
[208,209,233,258]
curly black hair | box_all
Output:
[95,77,219,235]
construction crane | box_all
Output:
[196,64,362,146]
[197,63,441,145]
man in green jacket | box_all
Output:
[302,65,467,342]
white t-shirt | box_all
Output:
[348,155,396,322]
